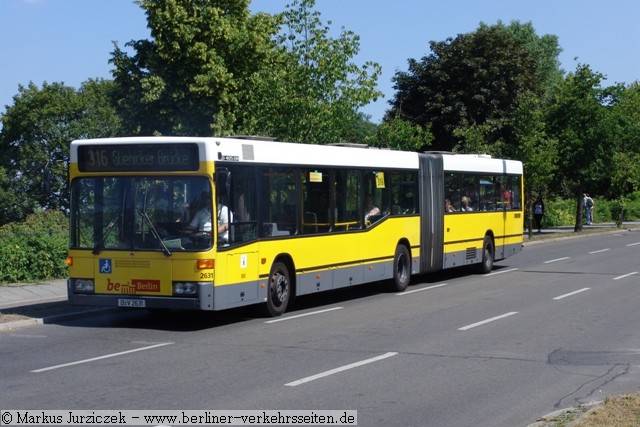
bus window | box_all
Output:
[478,176,496,211]
[508,175,522,209]
[259,167,297,237]
[335,169,362,230]
[462,175,478,211]
[392,171,418,215]
[363,171,385,225]
[69,176,214,252]
[225,165,257,244]
[444,172,461,212]
[302,168,332,233]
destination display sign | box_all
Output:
[78,143,200,172]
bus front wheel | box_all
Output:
[479,236,494,274]
[392,244,411,292]
[266,261,290,317]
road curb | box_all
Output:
[0,308,119,332]
[527,401,602,427]
[524,226,640,246]
[0,318,44,332]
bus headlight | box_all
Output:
[73,279,95,294]
[173,282,199,296]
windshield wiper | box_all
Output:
[93,213,119,255]
[138,209,172,256]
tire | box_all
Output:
[391,244,411,292]
[266,261,291,317]
[479,235,494,274]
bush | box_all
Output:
[537,192,640,227]
[540,198,576,227]
[0,210,68,284]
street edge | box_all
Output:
[0,308,120,332]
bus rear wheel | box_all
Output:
[479,235,494,274]
[392,244,411,292]
[266,261,290,317]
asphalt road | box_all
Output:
[2,230,640,426]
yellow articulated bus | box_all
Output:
[67,136,523,316]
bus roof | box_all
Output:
[442,153,523,175]
[70,137,523,174]
[71,136,420,170]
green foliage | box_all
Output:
[545,64,610,192]
[110,0,281,136]
[607,83,640,198]
[452,119,504,155]
[607,193,640,225]
[540,198,576,227]
[240,0,382,143]
[513,94,558,198]
[0,80,121,225]
[490,20,563,100]
[0,211,68,284]
[611,151,640,198]
[538,193,640,227]
[369,117,433,151]
[388,21,551,152]
[544,63,614,230]
[111,0,381,142]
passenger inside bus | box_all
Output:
[445,198,455,212]
[460,196,474,211]
[364,195,381,225]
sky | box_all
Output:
[1,0,639,124]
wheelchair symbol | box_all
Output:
[99,259,112,274]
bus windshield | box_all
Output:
[69,176,213,252]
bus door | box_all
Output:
[215,166,261,306]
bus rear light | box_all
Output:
[66,256,73,267]
[197,259,214,269]
[73,279,94,294]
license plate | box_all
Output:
[118,298,146,308]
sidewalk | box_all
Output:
[0,279,68,310]
[0,279,113,331]
[527,221,638,234]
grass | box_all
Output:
[539,395,640,427]
[575,395,640,426]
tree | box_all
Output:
[545,64,610,231]
[240,0,382,143]
[490,21,563,101]
[512,93,558,235]
[607,83,640,225]
[368,117,433,151]
[608,83,640,194]
[387,21,563,154]
[110,0,280,136]
[0,80,120,225]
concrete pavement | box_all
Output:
[0,278,67,310]
[0,279,114,331]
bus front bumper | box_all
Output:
[67,280,214,311]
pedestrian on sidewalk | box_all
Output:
[533,196,545,233]
[583,193,594,224]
